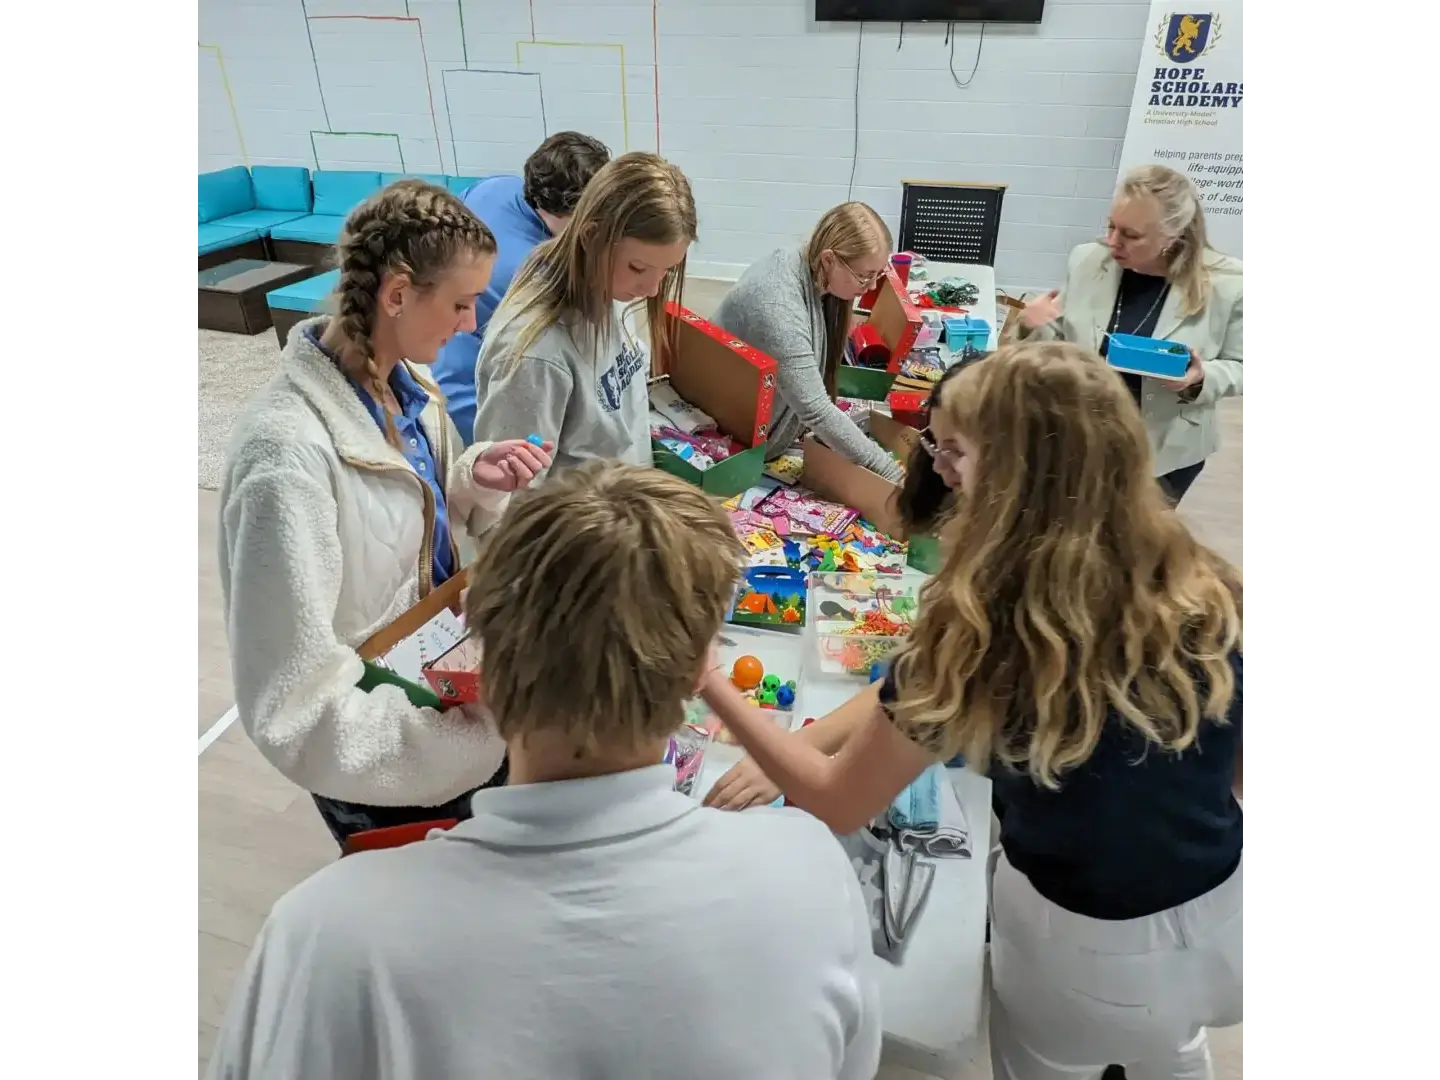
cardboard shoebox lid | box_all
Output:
[866,268,924,371]
[801,412,920,539]
[659,302,778,448]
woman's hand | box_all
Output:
[1158,347,1206,394]
[1021,288,1063,330]
[471,439,553,492]
[703,756,781,811]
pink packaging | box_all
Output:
[757,487,859,536]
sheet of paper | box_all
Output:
[376,609,465,686]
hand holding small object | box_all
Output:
[1020,288,1062,330]
[471,438,554,491]
[1157,347,1205,394]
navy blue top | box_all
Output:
[883,651,1243,920]
[1103,268,1170,403]
[307,324,455,587]
[432,175,551,445]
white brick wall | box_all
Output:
[199,0,1152,291]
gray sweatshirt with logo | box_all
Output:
[472,300,651,483]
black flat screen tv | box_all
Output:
[816,1,1045,22]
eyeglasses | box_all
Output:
[918,427,963,465]
[837,254,885,288]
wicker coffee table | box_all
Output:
[199,259,315,335]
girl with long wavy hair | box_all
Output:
[698,341,1243,1080]
[469,152,696,484]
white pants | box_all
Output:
[988,852,1242,1080]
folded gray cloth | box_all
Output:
[893,824,972,860]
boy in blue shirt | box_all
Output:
[434,131,610,442]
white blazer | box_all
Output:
[1023,242,1243,476]
[218,316,510,808]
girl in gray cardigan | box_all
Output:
[713,202,903,482]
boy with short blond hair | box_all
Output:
[208,462,881,1080]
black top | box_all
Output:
[881,651,1243,921]
[1102,269,1171,401]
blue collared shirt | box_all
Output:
[307,324,455,586]
[432,176,551,444]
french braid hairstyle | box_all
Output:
[331,179,497,446]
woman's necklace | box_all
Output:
[1107,275,1171,338]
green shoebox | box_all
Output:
[836,365,897,401]
[653,440,766,498]
[906,533,941,574]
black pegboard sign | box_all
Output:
[899,184,1005,267]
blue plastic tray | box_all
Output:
[1106,333,1190,379]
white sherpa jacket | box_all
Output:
[218,316,508,807]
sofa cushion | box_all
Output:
[199,166,255,224]
[252,165,313,212]
[269,214,347,245]
[199,223,263,256]
[267,269,340,313]
[311,170,382,217]
[212,209,311,234]
[380,172,450,189]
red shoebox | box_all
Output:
[422,636,483,707]
[886,391,928,430]
[658,302,778,447]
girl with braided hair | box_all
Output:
[471,152,697,480]
[219,180,554,846]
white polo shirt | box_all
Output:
[208,765,881,1080]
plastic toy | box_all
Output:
[526,433,545,447]
[731,655,764,690]
[754,674,798,711]
[727,567,808,630]
[869,662,886,684]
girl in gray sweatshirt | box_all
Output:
[473,152,698,482]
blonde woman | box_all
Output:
[1019,164,1242,504]
[700,342,1242,1080]
[220,180,553,846]
[470,152,697,480]
[713,202,903,481]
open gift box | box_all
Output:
[354,573,485,708]
[800,412,941,574]
[650,302,777,497]
[837,267,925,401]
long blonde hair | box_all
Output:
[465,462,744,752]
[331,179,496,446]
[806,201,892,397]
[1114,164,1227,317]
[890,340,1242,788]
[498,152,696,374]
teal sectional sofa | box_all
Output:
[268,171,488,265]
[267,268,340,348]
[198,166,313,269]
[198,167,491,269]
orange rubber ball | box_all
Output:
[730,654,765,691]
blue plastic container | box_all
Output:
[942,315,991,358]
[1106,333,1190,379]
